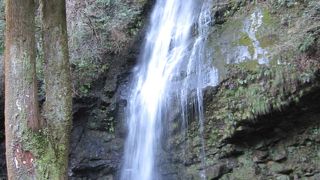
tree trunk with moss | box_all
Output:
[4,0,72,179]
[40,0,72,178]
[5,0,41,178]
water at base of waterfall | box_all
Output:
[120,1,217,180]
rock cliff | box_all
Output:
[158,0,320,179]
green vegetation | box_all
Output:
[21,128,66,179]
[68,0,147,97]
[203,0,320,143]
[258,34,279,48]
[234,32,255,57]
[262,9,272,25]
[299,32,319,54]
[209,52,319,139]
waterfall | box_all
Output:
[121,0,217,179]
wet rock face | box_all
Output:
[158,0,320,179]
[68,49,134,179]
[218,90,320,179]
[68,102,124,179]
[159,83,320,180]
[66,0,152,179]
[68,35,144,179]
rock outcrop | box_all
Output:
[66,0,152,179]
[158,0,320,179]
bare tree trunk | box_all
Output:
[5,0,72,179]
[4,0,41,179]
[40,0,72,179]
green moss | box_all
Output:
[194,1,320,178]
[258,34,279,48]
[262,9,272,25]
[21,128,64,179]
[234,32,255,56]
[206,52,319,140]
[238,60,259,72]
[238,33,252,46]
[19,99,71,179]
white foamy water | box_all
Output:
[121,0,217,179]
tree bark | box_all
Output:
[4,0,40,179]
[5,0,72,179]
[40,0,72,179]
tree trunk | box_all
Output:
[4,0,41,179]
[5,0,72,179]
[40,0,72,179]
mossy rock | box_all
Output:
[203,0,320,158]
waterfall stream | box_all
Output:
[121,0,217,179]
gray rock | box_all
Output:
[253,150,269,163]
[270,147,287,162]
[206,163,231,180]
[269,162,293,174]
[276,175,290,180]
[310,173,320,180]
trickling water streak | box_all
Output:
[121,0,217,180]
[180,1,216,178]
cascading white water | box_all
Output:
[121,0,217,180]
